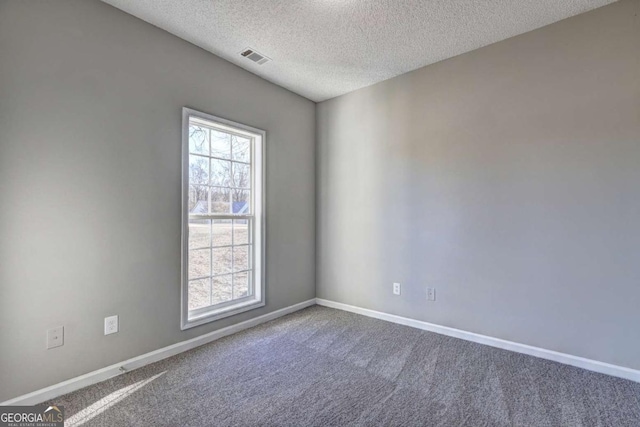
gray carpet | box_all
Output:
[49,306,640,426]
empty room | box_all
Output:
[1,0,639,425]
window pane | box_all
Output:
[212,247,232,275]
[212,274,232,304]
[188,185,208,213]
[189,248,211,279]
[189,279,210,310]
[189,126,209,155]
[185,112,262,326]
[232,136,250,163]
[189,155,209,185]
[233,245,249,272]
[212,219,232,247]
[232,189,250,214]
[189,219,211,249]
[211,130,231,159]
[233,219,250,245]
[211,158,232,187]
[232,162,250,188]
[211,187,231,214]
[233,271,249,298]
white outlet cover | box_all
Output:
[104,315,119,335]
[47,326,64,349]
[427,288,436,301]
[393,282,401,295]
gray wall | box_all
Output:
[317,0,640,370]
[0,0,315,401]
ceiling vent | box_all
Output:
[240,48,270,65]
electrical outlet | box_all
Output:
[47,326,64,349]
[393,282,401,295]
[104,315,119,335]
[427,288,436,301]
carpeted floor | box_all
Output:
[49,306,640,426]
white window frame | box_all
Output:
[181,107,266,330]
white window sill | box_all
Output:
[181,298,265,330]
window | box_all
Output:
[181,108,265,329]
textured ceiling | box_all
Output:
[102,0,616,102]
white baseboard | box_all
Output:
[1,299,316,406]
[316,298,640,384]
[6,297,637,406]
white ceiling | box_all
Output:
[102,0,615,102]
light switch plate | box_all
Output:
[427,288,436,301]
[47,326,64,349]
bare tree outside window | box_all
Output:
[189,128,251,214]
